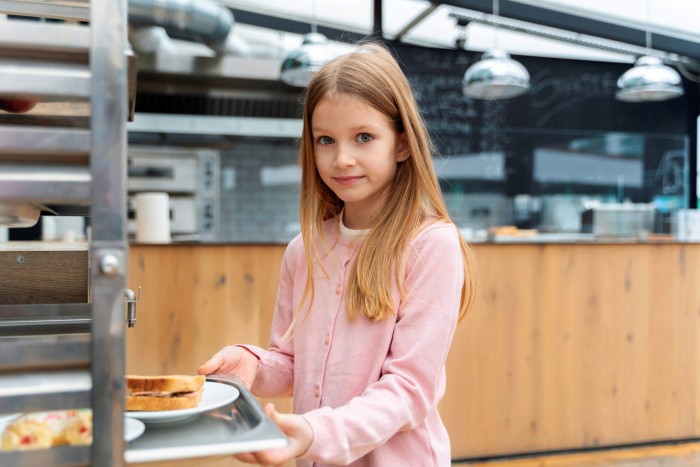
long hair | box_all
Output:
[285,42,476,340]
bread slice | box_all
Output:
[126,387,203,411]
[125,375,206,411]
[126,375,205,394]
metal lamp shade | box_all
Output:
[280,32,336,87]
[463,49,530,100]
[616,56,684,102]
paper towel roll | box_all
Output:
[136,192,171,243]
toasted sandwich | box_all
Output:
[126,375,205,411]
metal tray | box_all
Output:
[125,374,288,464]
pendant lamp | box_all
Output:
[462,0,530,100]
[616,56,684,102]
[463,49,530,99]
[280,32,336,87]
[279,0,337,87]
[615,1,683,102]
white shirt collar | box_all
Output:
[339,211,370,239]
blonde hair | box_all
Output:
[286,42,476,339]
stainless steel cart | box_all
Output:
[0,0,130,465]
[0,2,286,465]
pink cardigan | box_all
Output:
[242,217,464,466]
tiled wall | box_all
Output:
[219,140,301,243]
[218,141,515,244]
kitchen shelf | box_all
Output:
[0,21,89,55]
[0,165,90,204]
[0,334,90,369]
[0,59,90,101]
[0,0,89,21]
[0,126,90,156]
[0,370,91,413]
[0,304,91,334]
[0,446,90,467]
[0,316,91,335]
[125,375,287,464]
[0,302,90,316]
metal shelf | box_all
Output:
[0,446,90,467]
[0,0,89,21]
[0,21,89,55]
[0,334,90,369]
[0,304,91,335]
[0,165,90,204]
[0,302,90,317]
[0,370,91,413]
[0,317,91,336]
[0,126,90,156]
[0,59,90,101]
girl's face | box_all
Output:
[311,95,409,230]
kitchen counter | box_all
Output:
[479,232,681,244]
[125,242,700,460]
[130,232,693,246]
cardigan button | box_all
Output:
[315,387,320,397]
[324,335,330,345]
[335,286,341,294]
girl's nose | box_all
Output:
[334,146,356,168]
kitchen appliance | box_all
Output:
[540,195,588,232]
[581,203,656,237]
[128,146,220,241]
[673,209,700,241]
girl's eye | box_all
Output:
[356,133,373,143]
[317,136,333,145]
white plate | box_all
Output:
[0,413,21,424]
[0,415,145,443]
[125,381,239,424]
[125,416,146,442]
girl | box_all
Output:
[198,42,476,466]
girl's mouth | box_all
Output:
[334,176,363,186]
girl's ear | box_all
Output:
[395,134,410,162]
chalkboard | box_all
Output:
[390,42,693,199]
[392,42,689,151]
[392,45,507,156]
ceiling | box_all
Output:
[216,0,700,65]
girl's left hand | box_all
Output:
[235,403,313,466]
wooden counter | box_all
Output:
[126,242,700,461]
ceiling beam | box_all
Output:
[373,0,383,38]
[229,2,699,61]
[228,8,367,44]
[434,0,700,60]
[395,4,440,41]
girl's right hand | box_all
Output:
[197,346,259,390]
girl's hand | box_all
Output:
[197,346,259,390]
[235,403,313,466]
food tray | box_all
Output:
[125,374,287,463]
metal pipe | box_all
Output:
[128,0,234,49]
